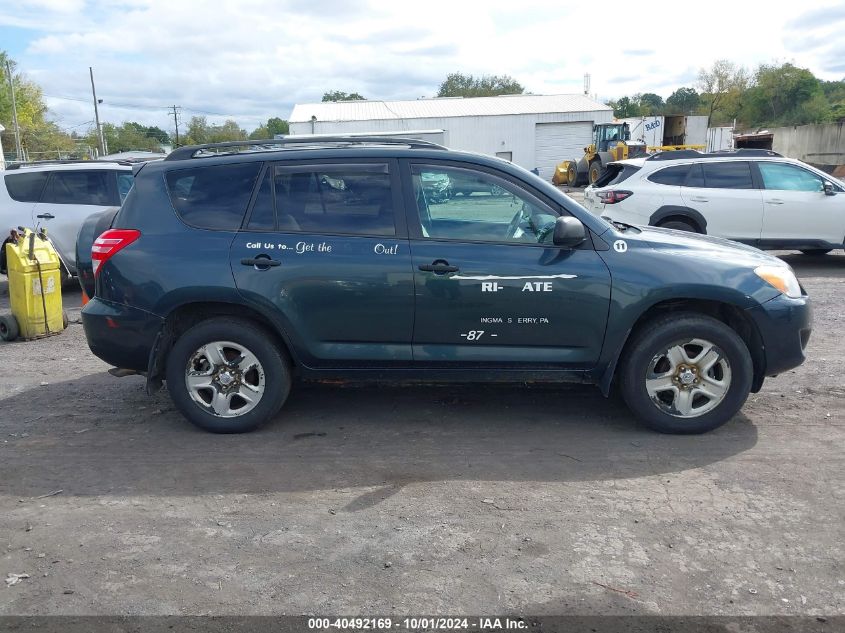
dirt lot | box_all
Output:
[0,246,843,617]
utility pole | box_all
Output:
[170,105,181,146]
[5,60,24,162]
[89,66,106,156]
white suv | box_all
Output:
[582,149,845,255]
[1,161,133,276]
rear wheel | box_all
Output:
[588,160,603,185]
[657,218,699,233]
[800,249,831,256]
[165,317,291,433]
[0,314,19,342]
[619,313,752,434]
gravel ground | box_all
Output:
[0,239,842,617]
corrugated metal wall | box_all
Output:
[289,110,613,178]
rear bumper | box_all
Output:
[81,298,163,371]
[748,293,812,377]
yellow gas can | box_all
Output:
[1,228,65,341]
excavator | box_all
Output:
[553,122,648,186]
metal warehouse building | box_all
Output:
[288,94,613,180]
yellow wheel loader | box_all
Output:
[553,122,649,187]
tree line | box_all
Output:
[3,50,843,161]
[607,60,845,127]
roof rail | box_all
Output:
[164,135,448,162]
[5,158,134,170]
[646,149,783,161]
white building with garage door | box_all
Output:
[288,94,613,181]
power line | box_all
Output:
[44,93,239,117]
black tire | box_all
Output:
[566,161,579,187]
[800,249,831,256]
[0,314,20,342]
[588,160,603,185]
[165,317,291,433]
[619,313,753,434]
[657,218,699,233]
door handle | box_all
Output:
[767,199,784,205]
[418,260,459,274]
[241,256,281,269]
[36,213,55,219]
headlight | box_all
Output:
[754,265,802,298]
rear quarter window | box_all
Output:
[4,172,49,202]
[166,163,261,230]
[594,164,641,187]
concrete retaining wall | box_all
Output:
[772,122,845,168]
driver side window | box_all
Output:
[411,165,559,244]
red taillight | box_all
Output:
[92,229,140,276]
[597,190,633,204]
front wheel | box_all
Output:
[165,317,291,433]
[588,160,603,185]
[619,314,752,434]
[566,161,579,187]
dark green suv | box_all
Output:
[77,137,811,434]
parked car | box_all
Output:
[77,136,811,435]
[582,149,845,255]
[0,161,133,277]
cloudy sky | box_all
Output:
[2,0,844,135]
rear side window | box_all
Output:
[594,164,641,187]
[42,170,114,205]
[4,172,49,202]
[166,163,261,230]
[273,163,395,236]
[701,162,754,189]
[648,165,690,186]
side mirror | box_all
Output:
[823,181,835,196]
[553,216,586,248]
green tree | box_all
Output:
[184,116,210,144]
[267,117,289,136]
[697,59,749,126]
[639,92,664,115]
[322,90,366,102]
[607,96,641,118]
[665,87,701,114]
[249,117,289,139]
[742,63,829,126]
[436,72,524,98]
[84,121,167,153]
[1,50,73,160]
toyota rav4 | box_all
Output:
[77,137,812,434]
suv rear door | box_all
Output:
[404,160,611,367]
[229,159,414,368]
[679,161,763,243]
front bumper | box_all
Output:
[748,293,812,377]
[81,298,163,371]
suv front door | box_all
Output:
[230,160,415,368]
[755,161,845,247]
[679,161,763,243]
[404,161,611,367]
